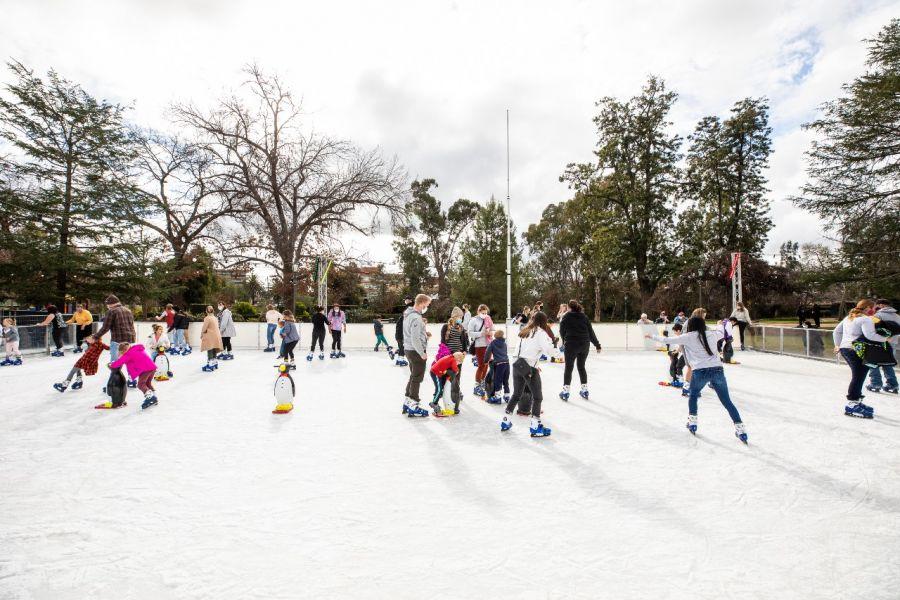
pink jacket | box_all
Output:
[110,344,156,380]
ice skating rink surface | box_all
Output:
[1,349,898,600]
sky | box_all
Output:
[1,0,898,272]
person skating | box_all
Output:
[85,295,136,363]
[200,306,223,372]
[867,299,899,394]
[109,342,159,409]
[66,303,93,352]
[558,299,602,401]
[279,311,300,369]
[146,323,171,353]
[54,336,109,392]
[327,303,347,358]
[438,308,468,400]
[811,304,822,329]
[263,304,283,352]
[500,311,555,437]
[308,306,326,361]
[673,311,687,326]
[217,301,236,360]
[38,304,67,357]
[647,316,748,443]
[429,351,465,416]
[154,304,175,345]
[730,302,752,350]
[373,316,391,352]
[0,318,23,366]
[170,307,191,354]
[833,300,895,417]
[393,298,412,366]
[461,303,472,328]
[662,323,685,386]
[483,329,509,404]
[717,316,737,364]
[402,294,431,417]
[467,304,492,396]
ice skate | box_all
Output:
[686,415,698,435]
[0,357,11,366]
[338,352,346,358]
[866,384,881,394]
[50,349,64,357]
[402,398,428,418]
[845,401,874,419]
[735,422,749,444]
[70,378,83,390]
[306,353,314,362]
[395,357,408,366]
[202,362,216,372]
[141,393,158,410]
[72,346,82,354]
[127,379,137,388]
[473,384,485,397]
[559,385,570,402]
[884,386,899,394]
[500,415,513,432]
[10,357,22,366]
[53,381,68,393]
[529,417,551,437]
[503,393,510,403]
[579,384,589,400]
[471,356,478,367]
[487,391,503,405]
[318,353,325,361]
[329,351,337,359]
[429,400,443,416]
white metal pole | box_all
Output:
[506,109,512,324]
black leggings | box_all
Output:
[222,337,232,352]
[75,326,90,347]
[51,327,64,350]
[506,358,543,417]
[563,342,589,385]
[283,341,298,360]
[311,329,325,352]
[736,321,748,347]
[207,349,216,360]
[331,330,342,351]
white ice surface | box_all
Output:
[1,349,899,600]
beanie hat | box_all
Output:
[104,295,120,305]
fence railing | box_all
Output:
[744,325,841,362]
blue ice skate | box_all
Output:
[127,379,137,388]
[845,402,874,419]
[306,353,314,362]
[141,395,158,410]
[50,350,64,357]
[686,415,698,435]
[319,353,325,361]
[559,387,570,402]
[671,379,684,388]
[329,351,337,359]
[10,358,22,366]
[500,416,513,432]
[539,354,548,362]
[202,363,216,372]
[71,379,83,390]
[487,393,503,405]
[473,384,485,397]
[338,352,346,358]
[471,356,479,367]
[866,384,881,394]
[530,421,551,437]
[579,387,589,400]
[0,358,12,366]
[53,382,67,393]
[735,423,748,444]
[403,401,429,418]
[884,386,899,395]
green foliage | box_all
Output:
[293,301,311,321]
[231,301,259,321]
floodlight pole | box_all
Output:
[506,109,512,325]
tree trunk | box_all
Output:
[57,163,74,308]
[593,277,602,322]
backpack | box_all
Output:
[55,312,66,329]
[468,318,484,355]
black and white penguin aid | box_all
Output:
[272,363,295,414]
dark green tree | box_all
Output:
[562,76,682,303]
[0,60,141,306]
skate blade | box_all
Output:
[845,412,874,419]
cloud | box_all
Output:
[2,0,898,273]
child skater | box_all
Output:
[663,322,684,386]
[54,336,109,392]
[373,316,391,352]
[109,342,159,410]
[500,311,555,437]
[483,329,509,404]
[429,351,466,416]
[647,316,748,443]
[146,323,171,354]
[279,310,300,368]
[1,317,23,365]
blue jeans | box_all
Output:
[266,323,277,348]
[688,366,743,423]
[109,341,120,362]
[840,348,869,400]
[171,329,186,349]
[869,364,898,389]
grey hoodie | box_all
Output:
[402,306,427,357]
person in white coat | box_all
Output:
[500,311,555,437]
[217,302,237,360]
[832,299,894,418]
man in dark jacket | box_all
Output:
[309,306,327,359]
[394,298,412,364]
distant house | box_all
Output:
[215,265,251,287]
[356,265,404,303]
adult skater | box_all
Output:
[86,295,135,362]
[500,311,555,437]
[558,299,602,401]
[811,304,822,329]
[461,303,472,328]
[647,316,748,443]
[154,303,175,329]
[38,304,67,357]
[655,311,670,324]
[264,304,283,352]
[393,298,412,365]
[402,293,432,417]
[171,306,190,354]
[467,304,492,396]
[833,299,894,417]
[439,308,469,401]
[867,298,899,394]
[730,301,752,350]
[308,306,327,360]
[66,303,93,352]
[200,305,223,372]
[327,303,347,358]
[217,301,236,360]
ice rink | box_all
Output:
[1,347,899,599]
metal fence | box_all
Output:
[745,325,841,362]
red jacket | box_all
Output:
[74,340,109,376]
[430,355,460,377]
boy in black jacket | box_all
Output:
[308,306,327,361]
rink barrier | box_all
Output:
[745,325,853,363]
[10,321,679,356]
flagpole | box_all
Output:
[506,109,512,325]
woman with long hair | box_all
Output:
[647,315,748,443]
[730,301,752,351]
[500,311,555,437]
[832,299,894,418]
[558,299,602,401]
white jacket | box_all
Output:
[652,329,724,371]
[833,315,890,349]
[516,328,555,367]
[146,332,171,350]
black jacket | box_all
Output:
[559,311,601,349]
[172,314,190,331]
[311,313,327,331]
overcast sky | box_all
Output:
[2,0,898,270]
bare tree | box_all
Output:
[173,65,407,307]
[129,130,247,269]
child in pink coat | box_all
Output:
[109,342,159,409]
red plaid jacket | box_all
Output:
[74,340,109,376]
